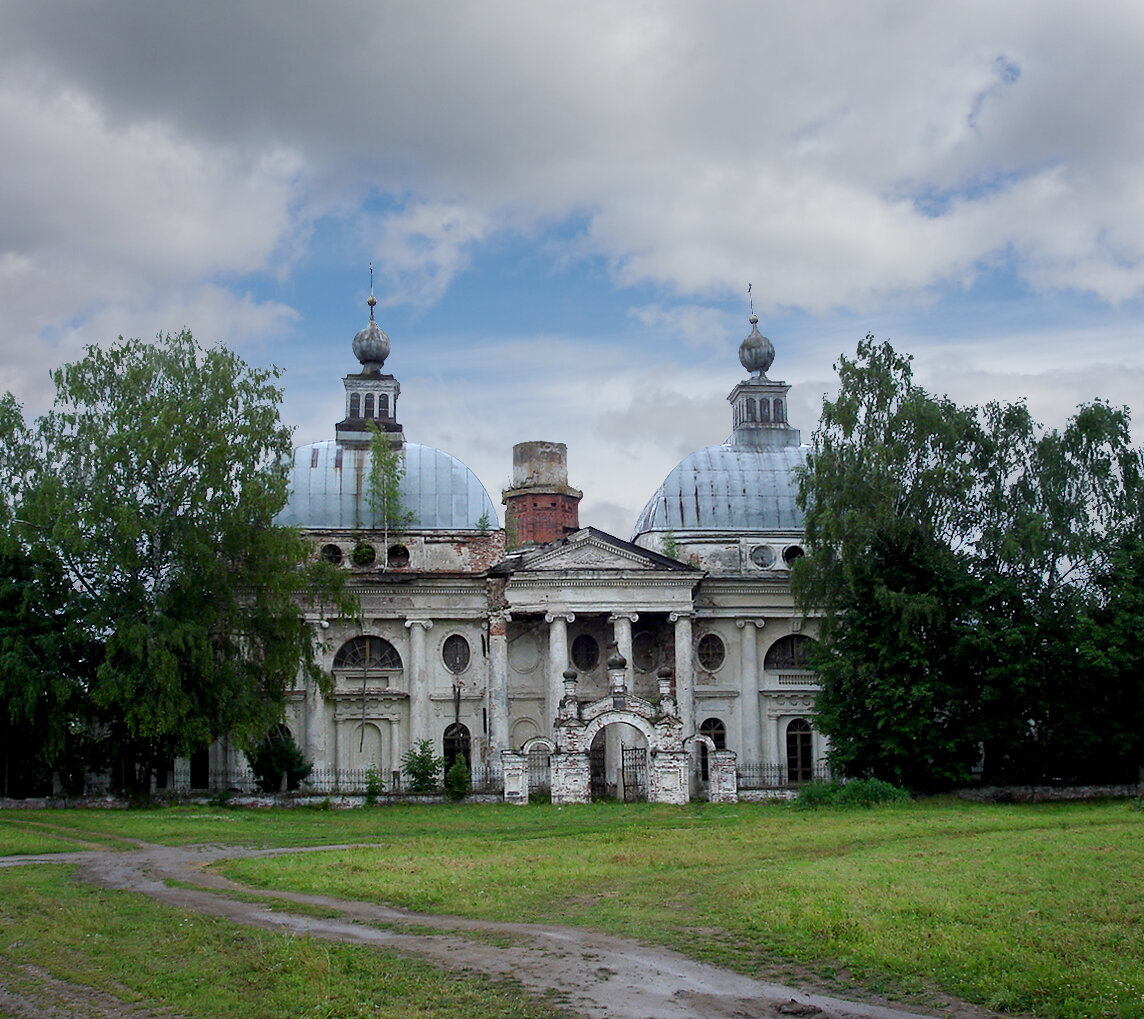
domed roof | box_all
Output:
[276,440,497,531]
[631,442,807,537]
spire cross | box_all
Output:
[748,282,754,316]
[367,262,377,321]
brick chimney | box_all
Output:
[502,441,582,546]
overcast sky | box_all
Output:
[3,2,1143,536]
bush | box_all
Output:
[401,738,444,793]
[796,777,912,809]
[364,763,385,805]
[444,756,470,801]
[246,726,312,793]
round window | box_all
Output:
[320,543,343,565]
[783,545,805,566]
[571,633,600,672]
[696,633,726,671]
[442,634,471,674]
[351,543,376,567]
[750,545,775,569]
[632,631,659,673]
[387,544,410,568]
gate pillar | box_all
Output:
[551,751,590,804]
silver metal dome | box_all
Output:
[739,314,775,376]
[277,440,497,530]
[631,442,807,537]
[352,319,391,372]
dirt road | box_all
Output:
[1,840,1010,1019]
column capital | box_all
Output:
[488,610,513,625]
[607,611,640,624]
[669,611,693,624]
[404,619,434,631]
[735,618,766,630]
[544,611,575,624]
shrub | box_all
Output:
[246,726,313,793]
[444,757,470,801]
[795,777,911,809]
[364,763,385,805]
[401,739,444,793]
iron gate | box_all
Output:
[589,745,606,800]
[621,747,648,803]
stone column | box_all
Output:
[544,612,574,729]
[487,611,511,752]
[405,619,434,747]
[736,619,764,768]
[670,611,694,736]
[608,612,639,691]
[761,706,779,777]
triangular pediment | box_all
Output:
[516,527,697,573]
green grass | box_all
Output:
[0,864,576,1019]
[0,817,132,855]
[215,799,1144,1019]
[3,799,1142,1018]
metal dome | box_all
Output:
[631,442,807,537]
[276,440,497,531]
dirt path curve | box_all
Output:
[2,842,1002,1019]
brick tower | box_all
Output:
[502,441,582,546]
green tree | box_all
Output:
[246,724,313,793]
[794,336,1144,789]
[18,332,353,794]
[401,738,444,792]
[366,422,415,566]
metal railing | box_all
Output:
[737,762,832,789]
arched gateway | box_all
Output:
[502,654,737,805]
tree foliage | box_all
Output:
[794,335,1144,789]
[366,422,415,565]
[401,738,444,793]
[8,331,353,794]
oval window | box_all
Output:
[571,633,600,672]
[632,631,659,673]
[696,633,725,671]
[443,634,471,674]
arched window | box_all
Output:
[764,635,816,671]
[697,717,726,783]
[699,717,726,749]
[442,634,471,674]
[379,394,389,418]
[745,397,757,422]
[444,722,471,770]
[696,633,725,671]
[773,399,786,423]
[364,393,375,419]
[759,398,771,422]
[786,719,813,783]
[334,636,402,671]
[349,392,361,418]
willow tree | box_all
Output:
[19,332,352,793]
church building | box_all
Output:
[261,295,826,803]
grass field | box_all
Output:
[2,798,1142,1019]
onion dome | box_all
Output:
[352,295,391,372]
[739,313,774,376]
